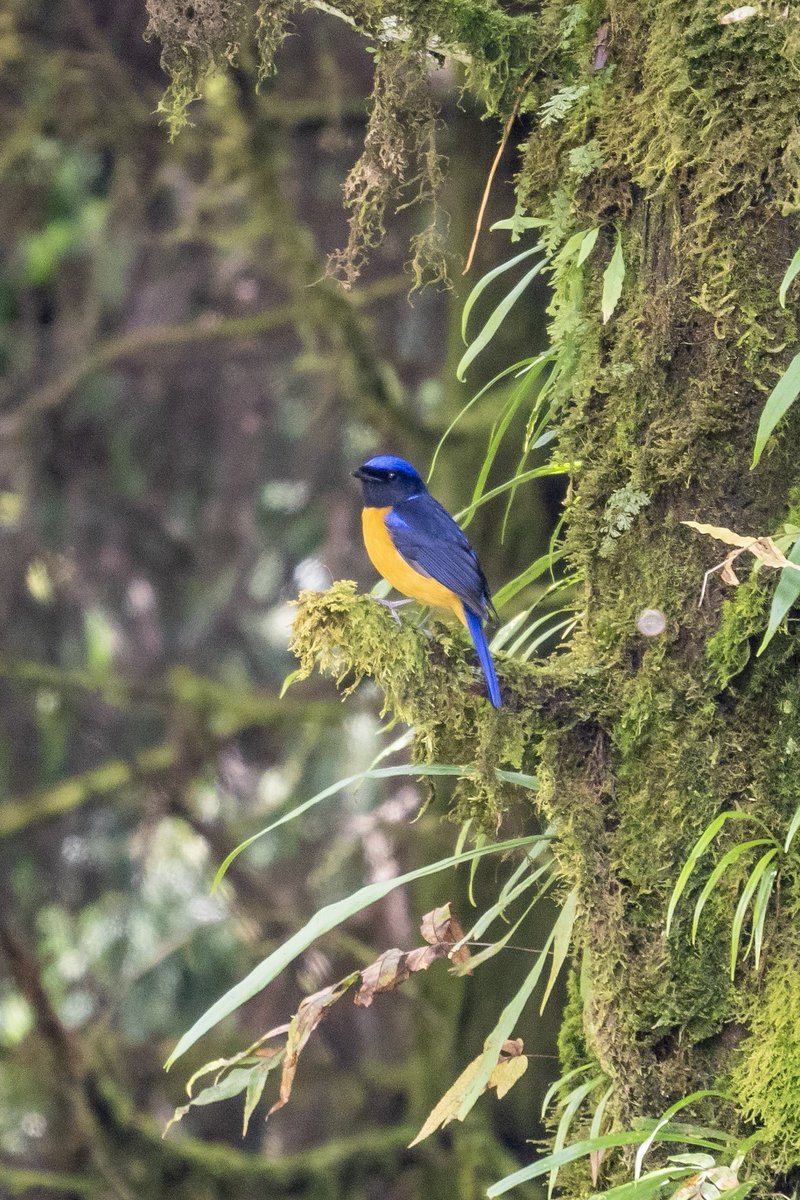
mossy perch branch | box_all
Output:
[290,581,584,827]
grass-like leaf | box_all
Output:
[212,762,478,891]
[540,887,577,1013]
[601,231,625,324]
[784,803,800,852]
[469,358,554,511]
[757,534,800,654]
[690,839,773,944]
[460,243,544,345]
[457,257,547,381]
[453,903,563,1122]
[428,357,540,483]
[779,245,800,307]
[456,462,571,527]
[666,811,764,935]
[729,848,778,979]
[166,833,539,1068]
[493,549,566,610]
[752,351,800,467]
[634,1090,724,1180]
[541,1064,593,1121]
[751,862,777,969]
[487,1126,725,1198]
[457,884,553,973]
[548,1075,605,1197]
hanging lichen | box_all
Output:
[326,46,447,288]
[144,0,294,135]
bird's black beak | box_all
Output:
[352,467,367,481]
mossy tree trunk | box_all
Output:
[526,2,800,1166]
[151,0,800,1188]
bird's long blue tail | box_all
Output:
[464,607,502,709]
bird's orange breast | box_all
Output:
[361,506,466,624]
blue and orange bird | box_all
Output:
[353,455,502,709]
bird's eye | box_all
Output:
[386,471,396,480]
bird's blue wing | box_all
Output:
[385,494,493,617]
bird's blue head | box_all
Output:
[352,455,427,507]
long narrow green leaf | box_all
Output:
[757,535,800,654]
[457,883,554,973]
[212,762,476,890]
[167,833,538,1068]
[541,1065,592,1121]
[506,608,572,658]
[598,1168,699,1200]
[488,1130,669,1197]
[752,351,800,467]
[730,848,778,978]
[666,812,759,934]
[493,550,566,610]
[453,913,559,1121]
[461,244,544,344]
[751,863,777,969]
[690,839,772,944]
[457,257,547,381]
[428,358,538,483]
[548,1075,605,1197]
[470,357,553,509]
[517,615,576,662]
[453,856,553,953]
[779,246,800,307]
[456,462,571,526]
[634,1090,724,1180]
[601,231,625,324]
[540,888,578,1013]
[784,803,800,852]
[491,604,536,650]
[494,769,539,789]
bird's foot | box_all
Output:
[372,597,415,626]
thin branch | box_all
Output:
[463,72,534,275]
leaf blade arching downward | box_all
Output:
[757,534,800,655]
[752,351,800,467]
[601,230,625,323]
[166,834,538,1068]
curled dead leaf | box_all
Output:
[354,944,447,1007]
[420,901,472,970]
[269,972,360,1118]
[683,521,800,605]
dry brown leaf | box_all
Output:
[268,972,359,1118]
[409,1039,527,1147]
[490,1053,528,1099]
[683,521,800,605]
[420,901,472,970]
[682,521,755,549]
[720,558,741,587]
[354,944,446,1007]
[672,1166,739,1200]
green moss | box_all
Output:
[290,581,537,828]
[557,965,589,1073]
[706,576,770,690]
[731,949,800,1168]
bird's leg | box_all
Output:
[372,597,415,626]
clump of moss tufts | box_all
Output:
[326,48,448,290]
[289,581,540,829]
[731,949,800,1167]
